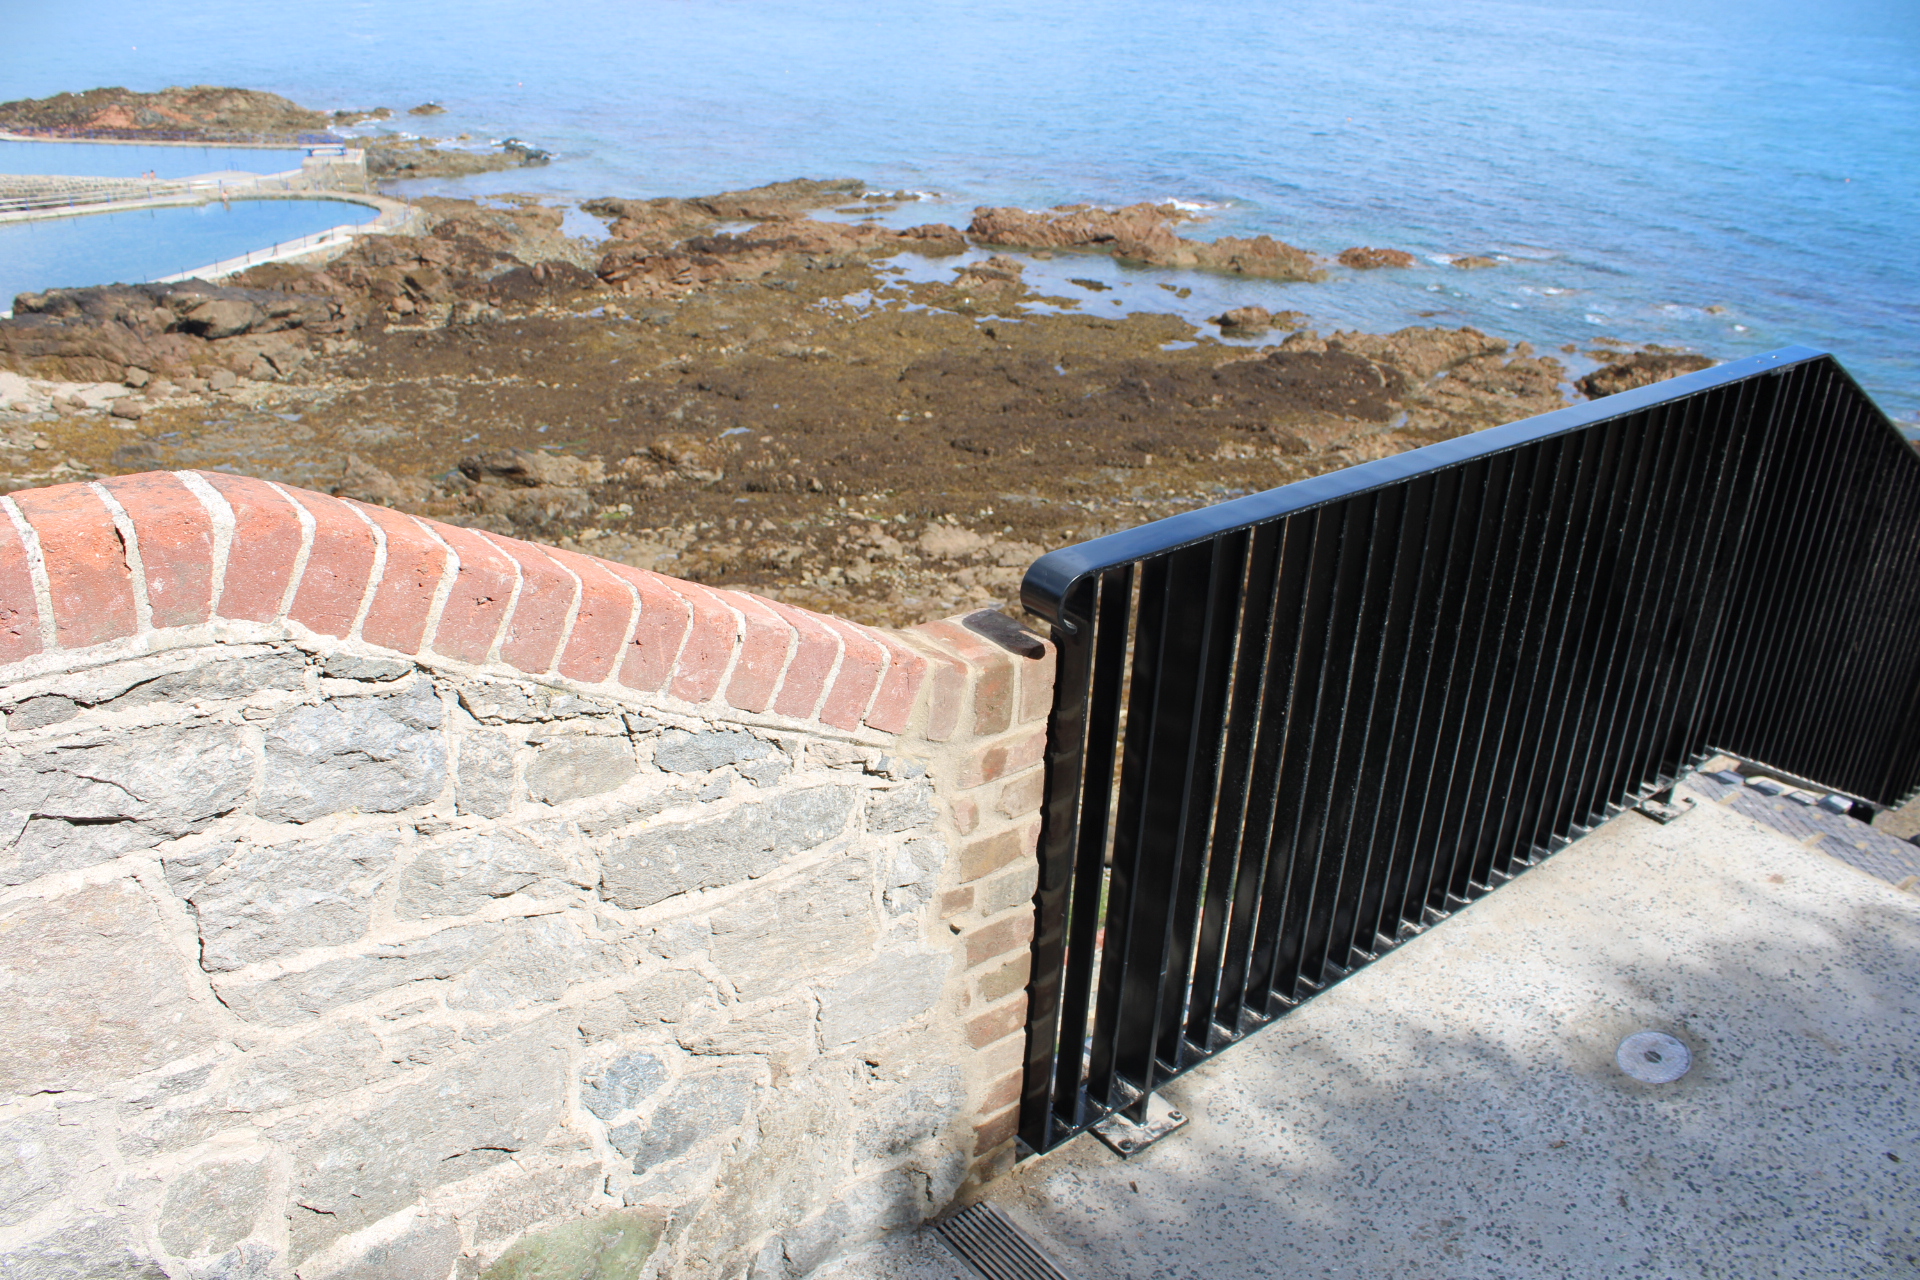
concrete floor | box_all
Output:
[828,785,1920,1280]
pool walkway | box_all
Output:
[147,191,422,283]
[829,779,1920,1280]
[0,147,372,225]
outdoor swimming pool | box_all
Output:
[0,197,378,311]
[0,140,308,179]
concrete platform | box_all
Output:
[830,785,1920,1279]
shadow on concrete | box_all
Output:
[843,797,1920,1280]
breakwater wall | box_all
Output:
[0,472,1052,1279]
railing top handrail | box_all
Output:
[1020,344,1878,630]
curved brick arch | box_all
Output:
[0,470,976,736]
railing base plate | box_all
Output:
[1090,1093,1188,1158]
[1636,795,1696,824]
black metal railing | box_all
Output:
[1016,346,1920,1154]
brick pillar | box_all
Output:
[903,611,1055,1187]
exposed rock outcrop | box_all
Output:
[952,256,1026,297]
[1268,329,1570,434]
[331,453,435,506]
[443,449,606,531]
[966,203,1181,251]
[362,136,551,181]
[332,106,394,125]
[0,283,346,383]
[0,201,611,382]
[582,179,871,240]
[1324,326,1514,381]
[1339,247,1417,269]
[0,85,333,138]
[591,182,965,297]
[1577,351,1714,399]
[460,447,606,489]
[1210,306,1306,336]
[969,204,1325,282]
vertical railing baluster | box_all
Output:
[1787,389,1904,787]
[1560,409,1671,833]
[1054,569,1132,1135]
[1261,504,1354,1005]
[1429,450,1528,908]
[1317,485,1408,972]
[1850,465,1920,798]
[1598,394,1713,812]
[1292,494,1386,988]
[1346,475,1438,956]
[1655,379,1762,782]
[1147,539,1245,1089]
[1631,386,1750,791]
[1691,366,1795,776]
[1499,425,1611,863]
[1186,529,1270,1051]
[1089,556,1185,1118]
[1020,576,1098,1155]
[1396,461,1491,926]
[1719,364,1845,771]
[1227,517,1315,1025]
[1459,437,1572,886]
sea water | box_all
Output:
[5,0,1916,417]
[0,199,378,313]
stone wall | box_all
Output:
[300,151,369,193]
[0,472,1053,1280]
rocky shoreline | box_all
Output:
[0,85,551,181]
[0,85,1716,626]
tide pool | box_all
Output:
[0,198,377,311]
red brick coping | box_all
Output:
[0,470,993,735]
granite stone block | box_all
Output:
[259,684,447,822]
[601,785,858,910]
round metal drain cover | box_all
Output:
[1617,1031,1691,1083]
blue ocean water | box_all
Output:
[0,199,378,312]
[5,0,1916,417]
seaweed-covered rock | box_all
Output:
[1577,351,1714,399]
[0,282,345,382]
[1339,246,1417,269]
[1212,306,1284,335]
[970,203,1324,282]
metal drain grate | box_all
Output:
[934,1203,1071,1280]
